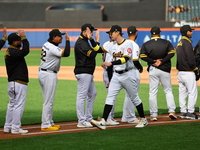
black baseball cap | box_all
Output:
[8,33,21,45]
[127,26,138,34]
[49,29,65,37]
[106,25,122,33]
[150,26,161,35]
[81,23,97,31]
[180,25,194,33]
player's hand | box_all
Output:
[18,29,25,37]
[3,27,7,38]
[101,62,112,68]
[95,31,100,43]
[65,32,70,41]
[86,27,93,39]
[106,82,110,88]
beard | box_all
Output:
[16,43,21,48]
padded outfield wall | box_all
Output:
[0,28,200,48]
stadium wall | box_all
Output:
[1,28,200,48]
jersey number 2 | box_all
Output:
[41,49,46,62]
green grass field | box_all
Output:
[0,49,200,150]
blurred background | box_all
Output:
[0,0,199,28]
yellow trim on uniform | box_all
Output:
[2,37,6,41]
[21,36,26,40]
[168,49,175,54]
[177,41,182,46]
[9,45,20,49]
[93,45,100,51]
[14,80,28,85]
[87,50,92,57]
[132,58,139,61]
[193,67,198,71]
[61,50,64,57]
[140,54,148,58]
[151,37,160,40]
[120,58,126,64]
[80,36,83,39]
[182,36,192,43]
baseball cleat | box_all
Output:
[169,112,177,119]
[41,126,59,131]
[128,119,140,124]
[77,121,93,128]
[11,129,28,134]
[90,118,106,130]
[150,117,157,121]
[106,119,119,125]
[186,113,198,120]
[135,118,148,128]
[4,129,11,133]
[53,124,61,129]
[179,112,187,119]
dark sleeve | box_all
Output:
[0,38,6,50]
[161,42,175,63]
[133,61,143,72]
[111,56,129,65]
[63,40,70,57]
[89,39,104,53]
[21,38,30,56]
[106,65,113,81]
[140,45,155,64]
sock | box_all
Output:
[102,104,113,121]
[136,103,145,118]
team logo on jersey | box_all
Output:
[127,48,132,53]
[113,51,123,60]
[57,48,62,51]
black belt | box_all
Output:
[115,69,128,74]
[41,68,57,73]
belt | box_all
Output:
[115,69,128,74]
[40,68,57,73]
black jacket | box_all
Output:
[74,33,102,75]
[140,37,175,73]
[176,36,197,71]
[0,38,6,50]
[5,38,30,83]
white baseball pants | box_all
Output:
[4,81,28,132]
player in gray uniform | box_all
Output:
[140,26,177,121]
[38,29,70,131]
[121,26,142,124]
[4,29,29,134]
[90,25,148,130]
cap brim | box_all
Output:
[61,33,65,35]
[91,28,97,31]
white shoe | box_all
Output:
[11,129,28,134]
[4,129,11,133]
[106,119,120,125]
[90,118,106,130]
[150,117,157,121]
[128,119,140,124]
[77,121,93,128]
[135,118,148,128]
[169,112,177,119]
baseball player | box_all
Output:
[140,26,177,121]
[4,29,29,134]
[176,25,198,119]
[38,29,70,131]
[0,27,7,49]
[102,37,119,125]
[121,26,142,124]
[90,25,148,130]
[74,23,103,128]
